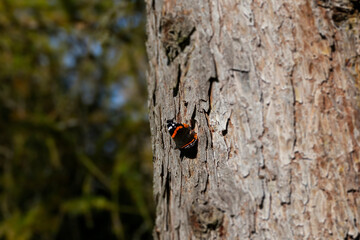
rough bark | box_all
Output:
[146,0,360,239]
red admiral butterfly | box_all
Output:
[167,120,198,150]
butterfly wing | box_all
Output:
[167,120,197,149]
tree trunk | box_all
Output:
[146,0,360,239]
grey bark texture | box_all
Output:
[146,0,360,239]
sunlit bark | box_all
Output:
[146,0,360,239]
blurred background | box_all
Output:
[0,0,154,239]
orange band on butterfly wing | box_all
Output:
[180,137,196,149]
[171,126,183,138]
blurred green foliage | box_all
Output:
[0,0,153,239]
